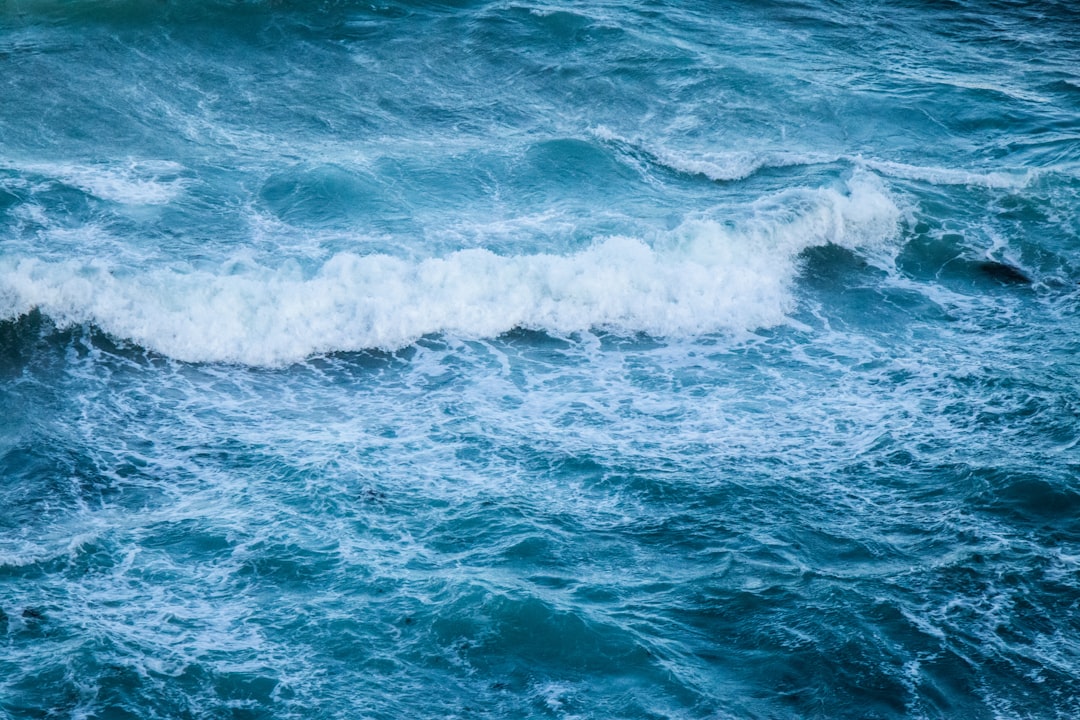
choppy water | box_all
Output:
[2,1,1080,717]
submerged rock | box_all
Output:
[975,261,1032,285]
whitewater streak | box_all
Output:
[0,174,899,365]
[592,126,1040,190]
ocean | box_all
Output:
[1,0,1079,717]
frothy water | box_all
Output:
[2,1,1079,718]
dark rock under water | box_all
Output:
[975,260,1032,285]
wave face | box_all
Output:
[3,1,1080,719]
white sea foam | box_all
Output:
[0,173,899,365]
[859,158,1035,190]
[3,160,188,204]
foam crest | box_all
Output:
[0,175,899,365]
[652,148,837,182]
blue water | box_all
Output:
[2,1,1080,717]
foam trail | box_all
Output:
[859,159,1035,189]
[2,160,188,205]
[0,174,899,365]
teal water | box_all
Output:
[2,1,1080,717]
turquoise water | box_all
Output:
[2,1,1080,717]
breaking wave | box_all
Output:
[0,174,900,365]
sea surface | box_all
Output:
[1,0,1079,718]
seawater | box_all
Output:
[2,1,1079,718]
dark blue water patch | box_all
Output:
[0,440,124,524]
[232,539,343,592]
[258,164,404,231]
[893,228,970,277]
[410,585,695,716]
[0,15,335,155]
[0,183,21,214]
[3,667,90,720]
[987,189,1057,229]
[4,171,100,223]
[907,553,1080,699]
[893,222,1062,296]
[947,259,1034,288]
[970,469,1080,529]
[0,642,283,720]
[0,320,168,385]
[1040,76,1080,107]
[501,7,620,49]
[0,0,170,26]
[434,589,652,673]
[515,138,641,202]
[798,243,876,287]
[0,311,56,378]
[795,281,960,339]
[463,7,695,125]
